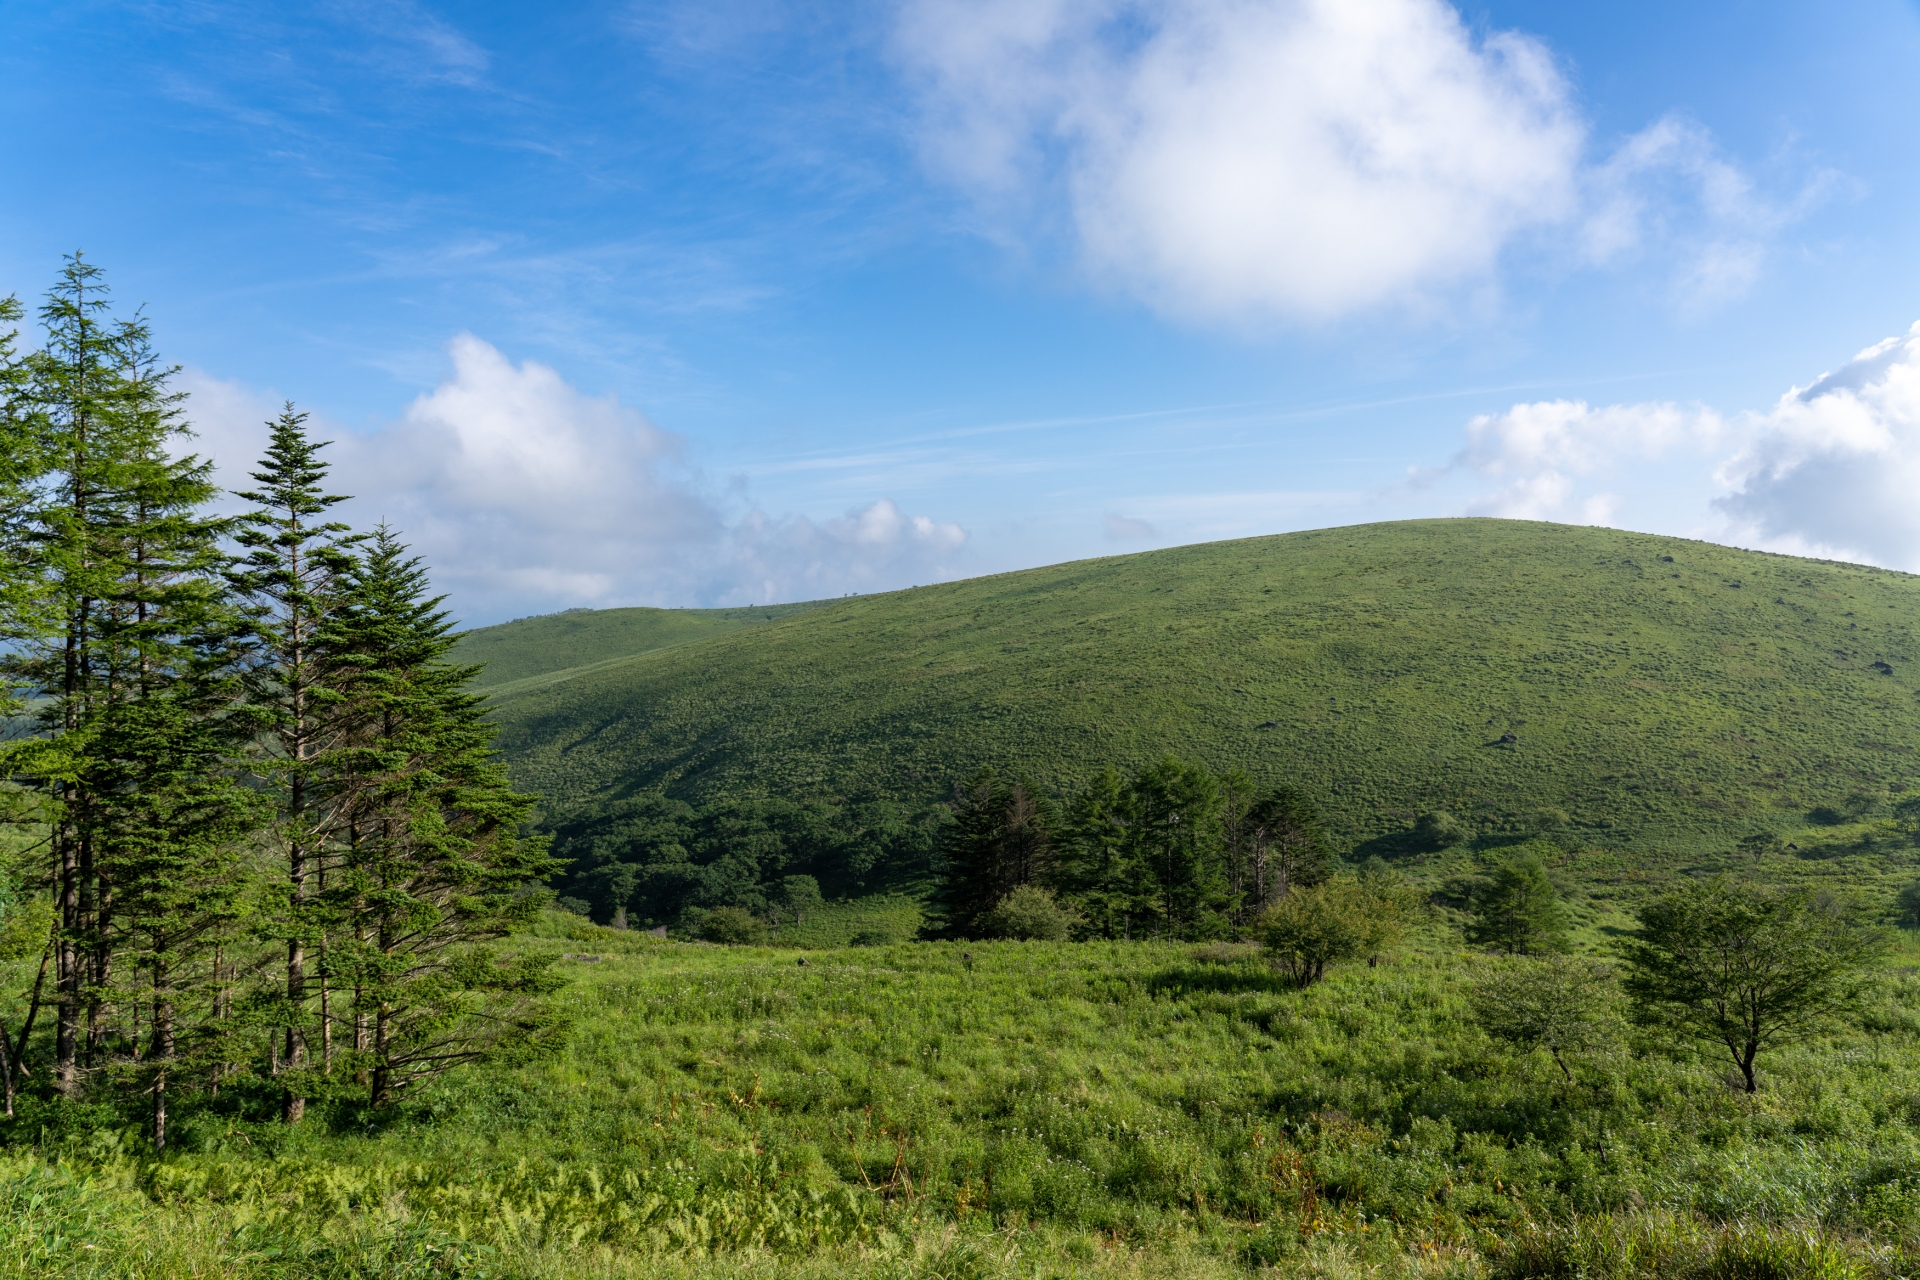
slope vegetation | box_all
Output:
[465,519,1920,851]
[457,600,823,694]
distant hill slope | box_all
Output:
[454,600,825,695]
[470,519,1920,852]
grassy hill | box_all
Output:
[461,519,1920,854]
[456,599,825,695]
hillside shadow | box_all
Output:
[1349,831,1426,862]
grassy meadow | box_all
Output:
[12,826,1920,1279]
[9,519,1920,1278]
[462,520,1920,858]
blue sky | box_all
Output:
[4,0,1920,624]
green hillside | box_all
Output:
[472,519,1920,853]
[455,599,824,694]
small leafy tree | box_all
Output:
[1414,811,1466,850]
[1259,872,1411,988]
[695,906,769,945]
[1621,878,1885,1092]
[1470,954,1619,1083]
[773,874,823,925]
[1895,880,1920,929]
[1464,852,1568,954]
[981,885,1083,941]
[1894,796,1920,846]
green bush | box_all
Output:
[1415,811,1467,850]
[692,906,771,945]
[979,885,1082,941]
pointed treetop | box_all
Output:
[235,403,352,524]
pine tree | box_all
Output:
[1125,757,1224,939]
[319,529,562,1108]
[1248,786,1333,908]
[229,405,357,1124]
[1055,768,1139,938]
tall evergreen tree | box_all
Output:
[0,256,242,1095]
[319,529,561,1107]
[1248,786,1334,908]
[229,405,357,1124]
[1464,853,1569,955]
[1055,767,1138,938]
[1125,757,1224,939]
[931,768,1052,939]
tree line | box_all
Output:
[544,790,942,930]
[0,258,557,1148]
[931,757,1335,941]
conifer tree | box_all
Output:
[1248,786,1333,907]
[1126,757,1224,939]
[930,769,1054,939]
[0,256,243,1095]
[319,529,561,1108]
[1464,852,1569,955]
[1055,767,1139,938]
[229,405,357,1124]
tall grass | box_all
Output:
[12,917,1920,1275]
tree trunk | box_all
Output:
[151,964,173,1151]
[15,944,49,1074]
[283,930,305,1123]
[370,1004,393,1108]
[0,1014,16,1117]
[54,815,80,1096]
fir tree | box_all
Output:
[229,404,357,1124]
[0,256,242,1095]
[1054,768,1138,938]
[1126,757,1224,939]
[319,529,562,1108]
[1248,786,1334,907]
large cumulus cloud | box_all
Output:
[184,335,968,622]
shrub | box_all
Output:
[1470,954,1620,1082]
[694,906,771,945]
[979,885,1082,941]
[848,929,894,947]
[1898,881,1920,929]
[1258,872,1412,987]
[1415,811,1467,850]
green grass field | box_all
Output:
[9,520,1920,1278]
[460,519,1920,857]
[12,894,1920,1279]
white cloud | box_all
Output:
[1104,512,1155,539]
[1453,397,1723,520]
[181,336,970,621]
[895,0,1817,324]
[1436,321,1920,567]
[1715,323,1920,567]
